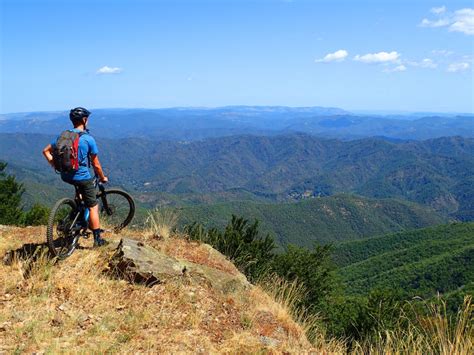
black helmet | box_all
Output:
[69,107,91,122]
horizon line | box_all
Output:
[1,105,473,116]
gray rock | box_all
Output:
[109,238,250,293]
[260,335,280,348]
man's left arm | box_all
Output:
[42,144,55,168]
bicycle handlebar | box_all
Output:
[94,175,108,192]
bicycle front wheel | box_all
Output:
[47,198,80,259]
[98,189,135,232]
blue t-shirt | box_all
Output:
[51,129,99,182]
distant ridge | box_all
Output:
[1,107,472,141]
[1,105,350,118]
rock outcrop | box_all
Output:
[109,238,250,294]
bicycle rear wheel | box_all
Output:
[47,198,80,259]
[98,189,135,232]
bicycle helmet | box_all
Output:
[69,107,91,122]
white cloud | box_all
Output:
[431,6,446,14]
[447,62,470,72]
[408,58,438,69]
[420,7,474,35]
[354,51,400,63]
[420,58,437,68]
[384,65,407,73]
[431,49,453,56]
[96,66,123,74]
[450,8,474,35]
[420,18,450,27]
[315,49,348,63]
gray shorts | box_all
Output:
[67,178,98,208]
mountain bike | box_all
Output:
[46,178,135,260]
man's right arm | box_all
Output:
[90,154,108,183]
[87,136,108,183]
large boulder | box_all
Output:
[109,238,250,294]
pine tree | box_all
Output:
[0,162,25,225]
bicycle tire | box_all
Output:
[47,198,79,260]
[98,189,135,232]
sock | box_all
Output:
[92,228,102,240]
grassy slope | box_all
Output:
[333,222,474,297]
[176,194,448,246]
[0,226,315,353]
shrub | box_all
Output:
[271,244,336,313]
[0,162,25,225]
[23,203,50,226]
[185,215,276,282]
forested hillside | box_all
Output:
[333,223,474,298]
[1,133,472,219]
[177,194,448,245]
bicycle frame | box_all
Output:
[70,178,113,233]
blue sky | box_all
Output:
[1,0,473,113]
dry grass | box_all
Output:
[145,207,179,240]
[0,226,314,353]
[257,275,347,354]
[351,296,473,355]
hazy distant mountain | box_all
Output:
[0,106,472,141]
[1,133,472,220]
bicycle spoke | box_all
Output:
[47,198,79,259]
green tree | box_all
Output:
[325,288,408,341]
[0,162,25,225]
[271,244,336,313]
[24,203,49,226]
[185,215,276,282]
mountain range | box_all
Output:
[1,106,472,141]
[1,133,472,220]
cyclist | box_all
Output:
[42,107,109,247]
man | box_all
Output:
[42,107,109,247]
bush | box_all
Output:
[23,203,50,226]
[0,162,25,225]
[0,162,50,226]
[185,215,276,282]
[271,244,336,313]
[324,288,409,341]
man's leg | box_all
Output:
[77,179,107,247]
[88,204,107,246]
[89,204,100,230]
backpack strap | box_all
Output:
[77,131,92,168]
